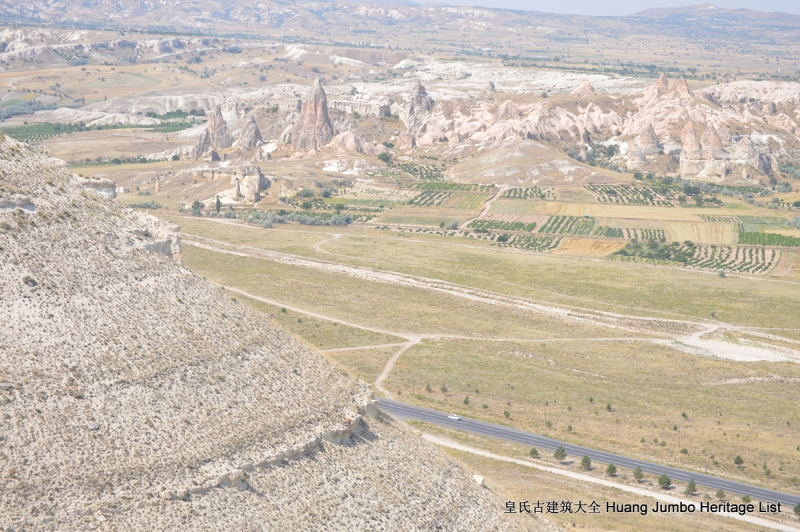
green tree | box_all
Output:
[734,455,744,466]
[716,489,725,500]
[503,409,510,418]
[377,152,391,163]
[658,474,671,489]
[794,501,800,517]
[529,448,539,458]
[463,396,470,405]
[741,495,751,504]
[553,446,567,461]
[606,463,617,476]
[215,195,221,213]
[633,465,644,482]
[581,456,591,470]
[425,383,432,393]
[684,479,696,495]
[440,384,448,393]
[606,402,612,412]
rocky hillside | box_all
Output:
[0,136,551,530]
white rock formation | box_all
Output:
[0,137,540,531]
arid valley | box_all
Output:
[2,1,800,530]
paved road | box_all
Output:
[379,398,800,508]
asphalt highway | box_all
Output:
[379,398,800,508]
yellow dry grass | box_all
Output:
[551,237,627,257]
[663,222,736,245]
[493,200,746,222]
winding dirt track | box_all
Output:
[184,230,800,391]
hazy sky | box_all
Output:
[431,1,800,16]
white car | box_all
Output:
[448,414,461,421]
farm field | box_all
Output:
[167,215,800,330]
[490,199,753,222]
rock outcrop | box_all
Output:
[207,108,233,150]
[680,122,728,179]
[192,127,212,158]
[234,115,263,150]
[400,81,435,146]
[0,137,537,531]
[496,100,521,121]
[290,78,336,153]
[329,131,388,156]
[700,125,726,159]
[637,124,661,155]
[570,82,595,95]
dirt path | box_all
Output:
[184,235,800,365]
[459,186,506,229]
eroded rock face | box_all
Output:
[400,81,435,145]
[192,127,212,158]
[638,124,661,155]
[0,137,532,531]
[680,122,704,175]
[570,82,595,95]
[290,78,336,153]
[329,131,388,156]
[496,100,521,121]
[235,115,263,150]
[700,126,726,159]
[207,108,233,150]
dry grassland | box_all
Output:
[385,339,800,494]
[663,222,736,245]
[236,295,404,350]
[172,218,800,330]
[432,440,785,532]
[181,244,625,340]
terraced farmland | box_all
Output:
[687,245,779,274]
[457,194,489,210]
[407,191,452,206]
[396,162,444,181]
[593,226,624,238]
[412,182,493,192]
[700,215,741,223]
[502,187,554,200]
[496,235,562,252]
[468,219,537,232]
[538,216,596,235]
[738,231,800,247]
[586,184,673,206]
[592,226,667,240]
[615,241,779,274]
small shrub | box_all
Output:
[529,448,539,458]
[684,479,697,495]
[658,474,671,489]
[606,463,617,476]
[716,489,725,500]
[633,465,644,481]
[553,446,567,461]
[581,455,592,470]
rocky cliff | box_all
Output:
[289,78,336,153]
[0,137,543,531]
[233,115,263,150]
